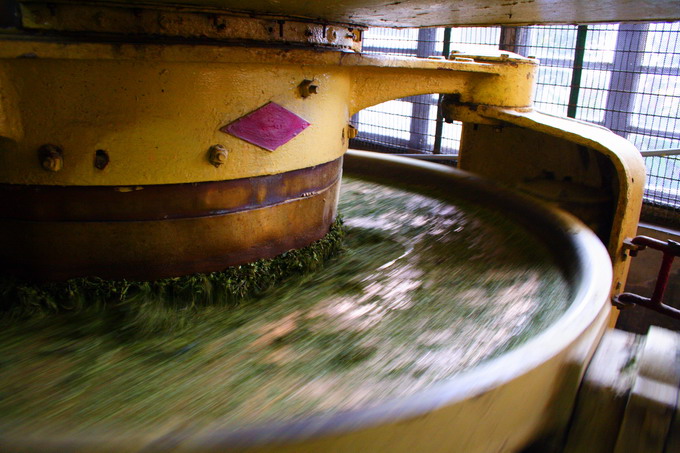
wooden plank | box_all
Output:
[614,377,678,453]
[638,327,680,386]
[663,390,680,453]
[614,328,680,453]
[563,329,642,453]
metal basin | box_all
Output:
[1,151,613,453]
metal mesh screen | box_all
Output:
[352,27,499,155]
[350,23,680,225]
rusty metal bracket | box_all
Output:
[613,236,680,319]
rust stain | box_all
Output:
[0,180,340,281]
[0,157,342,222]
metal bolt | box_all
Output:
[298,79,319,98]
[349,29,362,42]
[347,124,358,139]
[38,144,63,172]
[94,149,109,170]
[344,30,362,42]
[326,27,337,42]
[208,144,228,167]
[213,17,227,31]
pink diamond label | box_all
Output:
[221,102,311,151]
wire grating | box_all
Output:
[350,23,680,224]
[522,25,578,116]
[352,27,499,155]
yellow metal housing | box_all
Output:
[0,39,644,295]
[0,2,665,452]
[0,42,535,186]
[443,104,645,323]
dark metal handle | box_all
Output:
[613,236,680,319]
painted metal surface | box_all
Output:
[0,11,644,444]
[17,0,680,27]
[0,151,615,453]
[19,3,363,51]
[223,102,311,152]
[0,42,534,186]
[448,105,646,324]
[0,35,640,300]
[0,37,541,283]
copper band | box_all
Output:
[0,159,342,281]
[0,157,342,222]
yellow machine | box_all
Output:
[0,1,678,452]
[0,1,645,302]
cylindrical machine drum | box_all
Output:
[0,40,535,282]
[0,151,613,453]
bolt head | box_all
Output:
[42,157,62,172]
[327,28,337,41]
[94,149,110,170]
[298,79,319,98]
[208,145,228,167]
[38,144,63,172]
